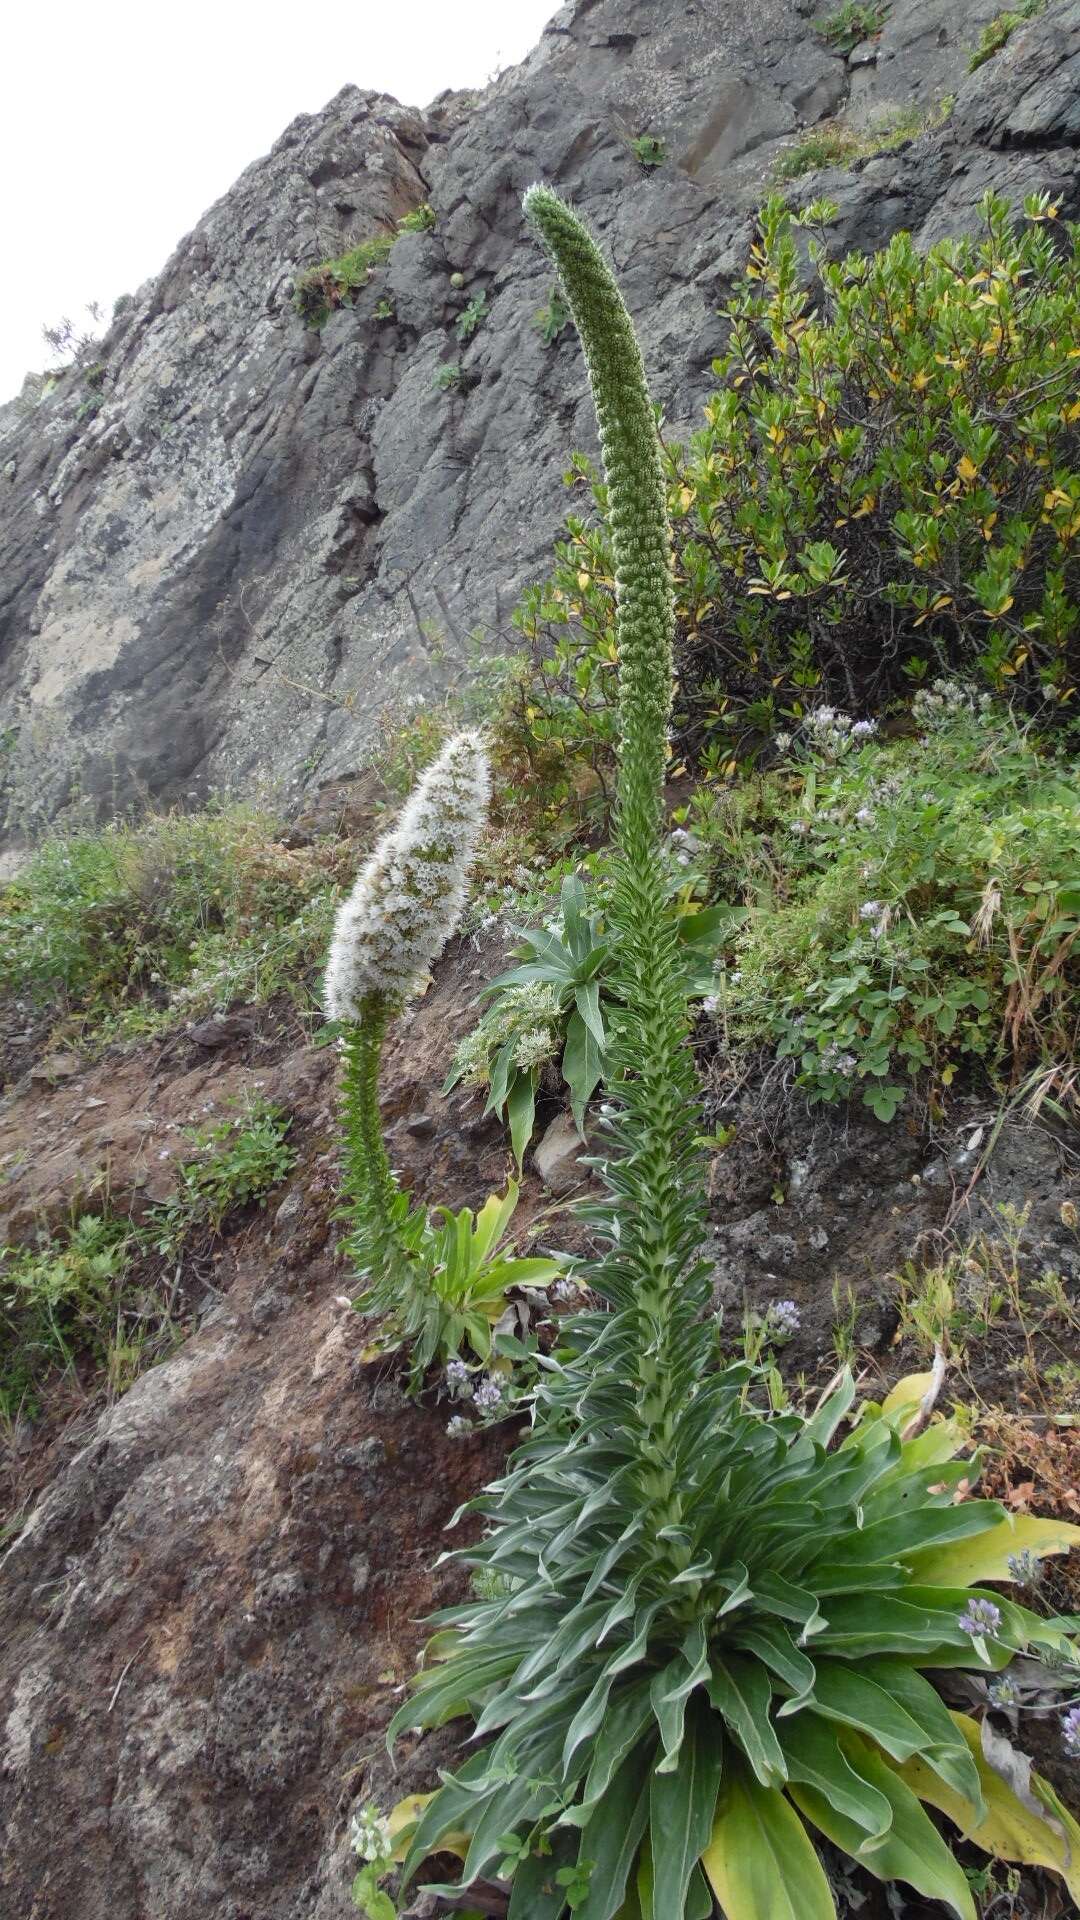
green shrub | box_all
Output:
[698,694,1080,1118]
[533,288,571,345]
[293,204,437,325]
[0,1214,132,1419]
[397,202,436,233]
[501,192,1079,800]
[0,808,345,1045]
[293,233,396,326]
[432,361,462,392]
[392,1367,1080,1918]
[345,1179,561,1394]
[969,0,1047,70]
[772,122,865,181]
[771,103,942,182]
[141,1095,295,1254]
[630,133,666,169]
[455,291,489,342]
[813,0,889,51]
[672,192,1080,733]
[448,873,736,1161]
[447,874,611,1162]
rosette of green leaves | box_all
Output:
[347,1180,562,1389]
[390,1374,1080,1918]
[447,875,733,1163]
[446,875,611,1163]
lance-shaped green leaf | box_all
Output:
[649,1699,724,1919]
[706,1654,787,1787]
[573,1747,652,1920]
[702,1757,837,1920]
[789,1732,977,1919]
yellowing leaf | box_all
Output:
[577,570,591,590]
[882,1371,937,1419]
[387,1791,469,1864]
[702,1765,836,1920]
[908,1512,1080,1588]
[956,455,978,484]
[886,1712,1080,1901]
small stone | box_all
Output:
[30,1051,81,1084]
[808,1226,829,1252]
[404,1113,436,1138]
[533,1110,586,1190]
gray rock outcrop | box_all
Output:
[1,0,1078,850]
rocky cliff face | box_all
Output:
[2,0,1079,851]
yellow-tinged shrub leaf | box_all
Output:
[909,1513,1080,1588]
[884,1711,1080,1899]
[881,1371,936,1419]
[702,1763,836,1920]
[387,1791,468,1863]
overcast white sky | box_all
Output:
[0,0,560,400]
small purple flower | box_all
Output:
[988,1675,1019,1708]
[1063,1706,1080,1757]
[859,900,883,921]
[768,1299,801,1340]
[446,1357,473,1397]
[550,1275,578,1303]
[473,1377,505,1415]
[851,719,878,742]
[446,1414,472,1439]
[1007,1549,1041,1589]
[959,1598,1002,1639]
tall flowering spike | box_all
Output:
[522,183,674,860]
[523,186,710,1530]
[324,729,490,1020]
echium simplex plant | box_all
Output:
[382,191,1080,1920]
[324,730,490,1285]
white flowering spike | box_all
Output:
[324,730,490,1019]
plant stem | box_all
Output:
[339,994,399,1255]
[523,187,711,1549]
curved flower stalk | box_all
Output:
[325,730,490,1277]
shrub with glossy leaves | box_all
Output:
[674,191,1080,736]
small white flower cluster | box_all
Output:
[324,731,490,1019]
[911,678,994,729]
[804,707,878,761]
[821,1042,858,1077]
[514,1025,557,1072]
[549,1274,579,1303]
[453,979,561,1088]
[858,899,889,939]
[349,1804,392,1863]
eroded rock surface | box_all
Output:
[2,0,1079,846]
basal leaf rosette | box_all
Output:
[389,1373,1080,1920]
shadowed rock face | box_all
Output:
[1,0,1078,850]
